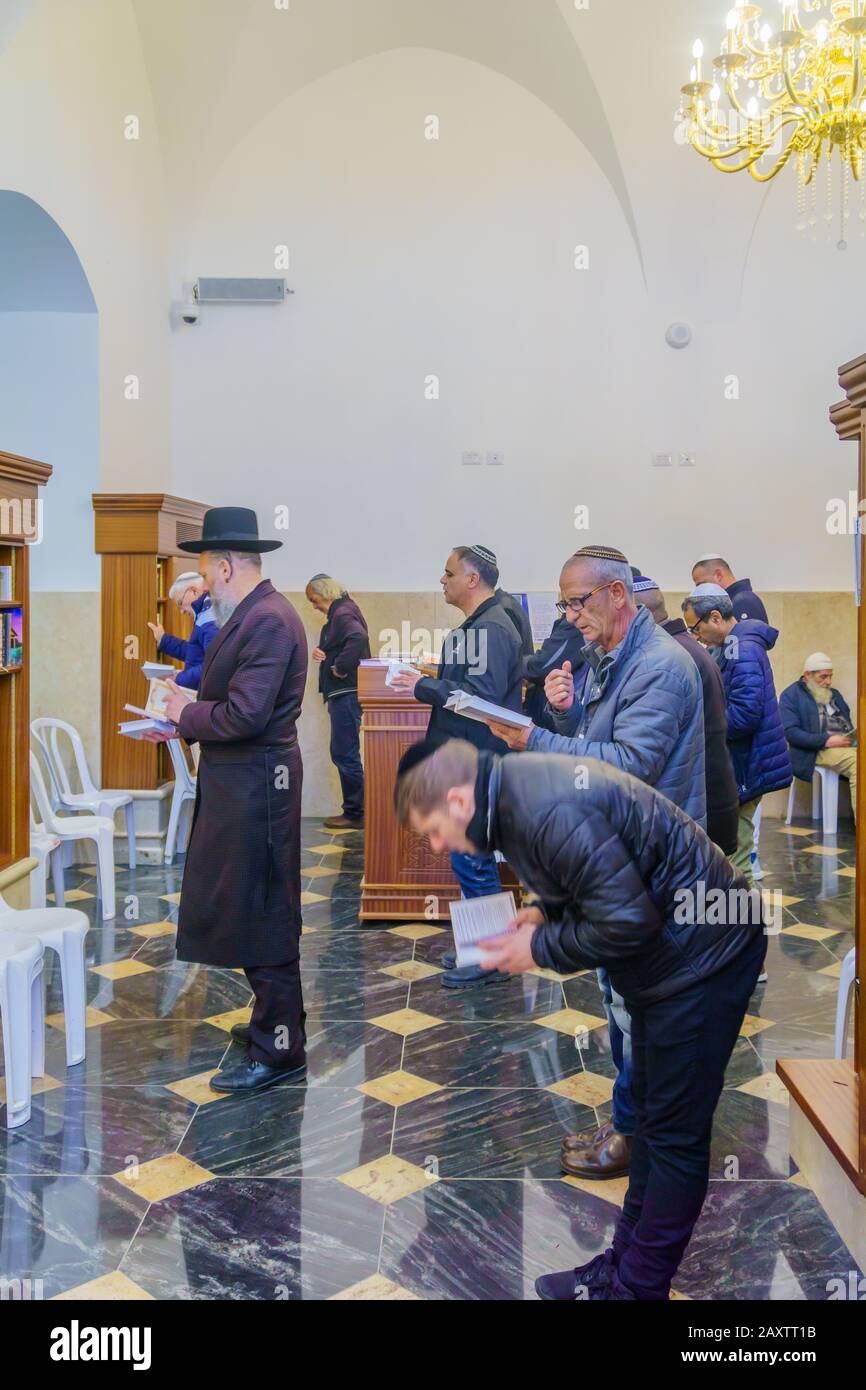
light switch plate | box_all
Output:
[652,452,673,467]
[462,451,483,466]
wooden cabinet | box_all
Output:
[0,451,52,873]
[92,494,211,790]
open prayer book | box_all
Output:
[118,676,195,739]
[142,660,178,680]
[444,690,533,729]
[450,890,518,967]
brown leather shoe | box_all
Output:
[561,1127,632,1179]
[561,1118,615,1153]
[323,815,364,830]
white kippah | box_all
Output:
[803,651,833,672]
[690,582,729,600]
[694,553,725,564]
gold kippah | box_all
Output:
[573,544,629,564]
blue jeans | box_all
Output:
[449,851,502,900]
[598,967,635,1137]
[327,693,364,820]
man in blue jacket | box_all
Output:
[148,571,217,691]
[690,553,769,623]
[395,741,766,1301]
[682,584,792,883]
[487,544,705,1182]
[780,652,856,820]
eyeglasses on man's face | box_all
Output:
[556,581,614,617]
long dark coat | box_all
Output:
[176,579,308,968]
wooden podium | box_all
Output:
[358,661,519,921]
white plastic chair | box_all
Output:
[29,801,65,911]
[0,934,45,1129]
[30,717,137,867]
[0,893,88,1068]
[164,737,197,865]
[835,947,857,1059]
[751,801,764,882]
[785,767,840,835]
[29,753,116,920]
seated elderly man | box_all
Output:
[779,652,856,821]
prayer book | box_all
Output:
[444,690,533,729]
[142,660,178,679]
[118,717,175,740]
[450,890,518,967]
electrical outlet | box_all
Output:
[486,451,505,466]
[652,452,673,468]
[462,451,483,466]
[679,452,696,467]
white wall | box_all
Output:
[167,46,863,594]
[0,312,99,591]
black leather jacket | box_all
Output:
[478,751,763,1006]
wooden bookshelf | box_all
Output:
[0,451,52,874]
[92,494,211,790]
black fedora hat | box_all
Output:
[178,506,282,554]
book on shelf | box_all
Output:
[443,690,532,729]
[0,565,12,601]
[449,890,518,967]
[0,607,23,669]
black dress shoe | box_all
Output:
[231,1022,251,1045]
[209,1055,306,1093]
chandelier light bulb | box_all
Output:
[746,96,760,116]
[816,21,828,44]
[726,9,739,29]
[692,39,704,59]
[690,64,697,82]
[710,84,722,103]
[760,23,772,42]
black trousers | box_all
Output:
[244,956,306,1067]
[328,693,364,820]
[611,929,766,1299]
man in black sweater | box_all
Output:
[396,740,765,1301]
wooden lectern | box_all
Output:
[358,661,464,920]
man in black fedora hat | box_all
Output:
[155,506,310,1092]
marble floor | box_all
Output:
[0,815,861,1301]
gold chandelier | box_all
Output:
[677,0,866,226]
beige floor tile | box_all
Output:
[357,1069,443,1106]
[300,890,329,905]
[338,1152,435,1205]
[205,1006,252,1032]
[769,893,804,908]
[47,888,93,903]
[737,1072,790,1105]
[547,1071,615,1107]
[818,960,843,978]
[782,922,838,942]
[128,920,176,939]
[739,1013,775,1037]
[0,1073,62,1105]
[112,1153,213,1202]
[165,1070,224,1105]
[46,1007,114,1032]
[529,967,584,982]
[330,1274,420,1300]
[306,843,348,855]
[534,1008,607,1036]
[800,845,844,857]
[380,959,442,982]
[305,865,340,879]
[388,923,446,941]
[160,891,182,904]
[837,866,857,878]
[775,826,815,837]
[563,1172,629,1207]
[91,959,154,981]
[789,1170,812,1189]
[52,1272,155,1301]
[369,1007,445,1037]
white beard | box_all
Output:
[211,593,239,628]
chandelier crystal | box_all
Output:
[676,1,866,235]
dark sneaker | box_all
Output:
[440,963,509,989]
[536,1251,616,1300]
[208,1055,306,1093]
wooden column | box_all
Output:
[0,452,52,872]
[778,356,866,1198]
[93,494,211,790]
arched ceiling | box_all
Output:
[131,0,644,274]
[0,190,96,312]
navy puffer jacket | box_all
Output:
[480,753,764,1006]
[719,620,792,802]
[779,678,852,782]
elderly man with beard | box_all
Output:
[780,652,857,820]
[157,507,309,1093]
